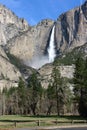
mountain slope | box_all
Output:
[0,1,87,89]
[0,46,22,91]
[5,19,54,63]
[55,1,87,52]
[0,4,29,46]
[4,1,87,66]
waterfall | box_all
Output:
[28,25,56,69]
[47,25,56,62]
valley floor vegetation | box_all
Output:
[0,56,87,117]
[0,115,87,129]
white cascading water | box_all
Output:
[47,25,56,62]
[27,25,56,69]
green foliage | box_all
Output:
[54,48,83,65]
[28,72,43,115]
[51,64,68,116]
[46,83,56,115]
[28,72,43,97]
[7,87,17,97]
[73,57,87,117]
[18,77,25,91]
[47,83,55,100]
[73,57,85,98]
[17,77,26,101]
[17,77,26,110]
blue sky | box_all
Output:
[0,0,86,25]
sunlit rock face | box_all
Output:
[0,46,22,90]
[38,64,74,88]
[0,1,87,89]
[6,19,54,69]
[0,4,29,45]
[6,1,87,69]
[55,1,87,52]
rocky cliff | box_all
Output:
[6,19,54,68]
[0,1,87,89]
[38,63,74,88]
[0,4,29,46]
[5,1,87,61]
[0,46,22,91]
[55,1,87,52]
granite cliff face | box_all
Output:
[0,1,87,89]
[0,46,21,91]
[0,4,29,46]
[6,19,54,68]
[38,63,74,88]
[0,4,30,90]
[55,1,87,52]
[5,1,87,63]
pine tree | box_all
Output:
[17,77,26,114]
[79,58,87,117]
[52,65,66,116]
[46,83,55,115]
[28,72,43,115]
[73,57,85,98]
[73,57,87,116]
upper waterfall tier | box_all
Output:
[47,25,56,62]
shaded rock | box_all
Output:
[6,19,54,66]
[0,46,22,90]
[55,1,87,52]
[38,63,74,88]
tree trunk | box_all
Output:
[56,90,60,116]
[2,94,5,115]
[31,103,37,115]
[47,103,53,115]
